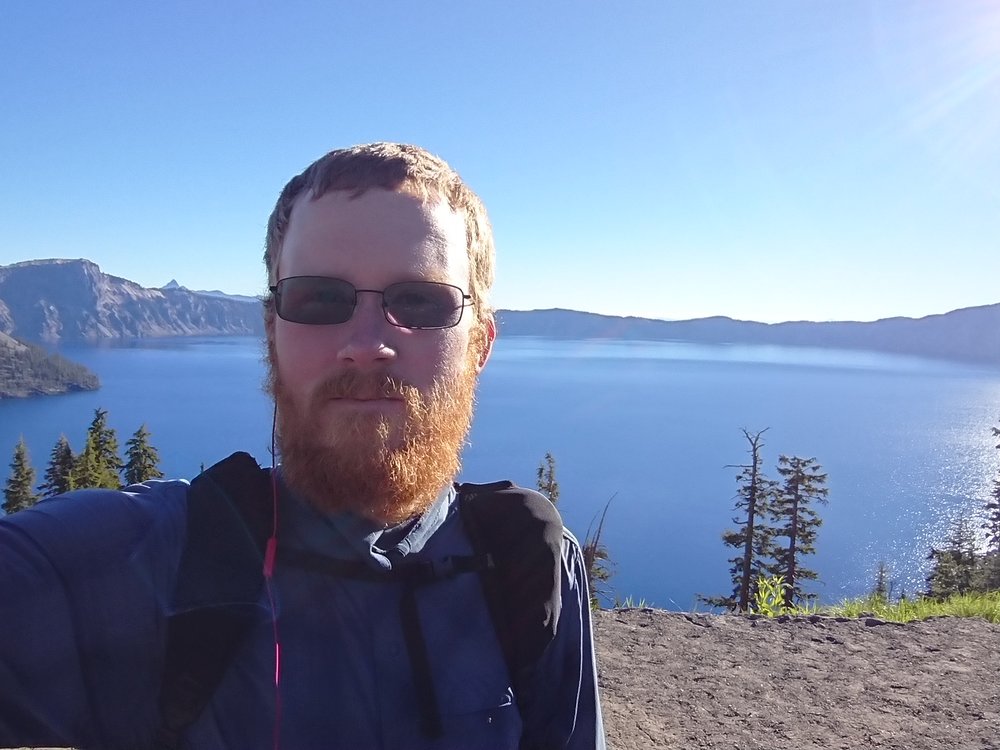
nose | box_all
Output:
[336,291,397,367]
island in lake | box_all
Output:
[0,332,100,398]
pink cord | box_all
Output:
[265,469,282,750]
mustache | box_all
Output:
[313,371,413,402]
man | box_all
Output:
[0,143,604,749]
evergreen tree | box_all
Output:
[3,437,39,514]
[979,421,1000,591]
[772,455,829,607]
[979,552,1000,592]
[926,518,980,598]
[71,408,123,489]
[123,424,164,486]
[983,421,1000,556]
[870,560,891,602]
[700,429,780,611]
[38,434,75,497]
[70,433,103,489]
[986,481,1000,560]
[536,452,559,505]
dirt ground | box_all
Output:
[593,608,1000,750]
[11,608,999,749]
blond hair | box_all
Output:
[264,142,495,329]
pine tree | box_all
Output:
[772,455,829,607]
[38,434,75,497]
[980,421,1000,591]
[981,553,1000,592]
[536,452,559,505]
[123,424,164,486]
[70,433,102,489]
[71,408,123,489]
[3,437,39,514]
[927,518,980,598]
[986,480,1000,557]
[983,483,1000,590]
[701,429,780,611]
[871,560,891,602]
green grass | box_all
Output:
[614,574,1000,623]
[615,595,650,609]
[822,591,1000,624]
[736,575,1000,623]
[610,592,1000,622]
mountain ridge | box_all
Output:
[497,304,1000,365]
[0,259,264,342]
[1,259,997,366]
[159,278,260,304]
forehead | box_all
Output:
[279,188,468,284]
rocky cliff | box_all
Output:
[0,259,264,343]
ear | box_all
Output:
[475,315,497,373]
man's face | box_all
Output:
[267,187,494,522]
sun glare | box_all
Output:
[902,2,1000,165]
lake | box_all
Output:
[2,335,999,609]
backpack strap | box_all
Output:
[457,481,564,730]
[155,452,271,750]
[157,459,565,749]
[278,546,488,584]
[272,482,565,742]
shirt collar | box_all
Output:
[277,472,454,571]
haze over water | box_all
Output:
[2,336,998,608]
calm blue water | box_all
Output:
[2,336,999,609]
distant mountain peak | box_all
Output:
[161,279,184,290]
[0,258,264,342]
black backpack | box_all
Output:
[154,452,564,749]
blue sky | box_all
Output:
[1,1,998,323]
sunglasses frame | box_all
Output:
[269,276,473,330]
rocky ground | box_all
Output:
[593,608,1000,750]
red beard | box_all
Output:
[267,341,479,525]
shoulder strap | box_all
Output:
[457,481,564,720]
[155,452,271,750]
[156,462,565,749]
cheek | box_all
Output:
[431,330,476,383]
[274,322,336,389]
[402,331,468,394]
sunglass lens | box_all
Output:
[384,282,462,329]
[278,277,355,324]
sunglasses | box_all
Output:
[270,276,472,329]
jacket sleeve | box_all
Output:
[0,483,186,749]
[520,530,606,750]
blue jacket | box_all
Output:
[0,474,605,749]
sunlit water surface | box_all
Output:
[2,336,998,608]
